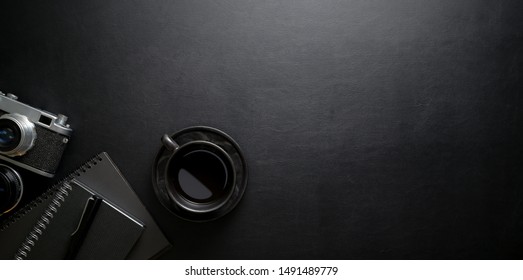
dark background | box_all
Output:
[0,0,522,259]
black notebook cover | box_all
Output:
[0,152,170,259]
[12,180,144,260]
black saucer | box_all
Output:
[152,126,248,222]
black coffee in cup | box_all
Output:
[165,141,235,211]
[172,149,229,203]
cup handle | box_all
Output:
[161,134,180,151]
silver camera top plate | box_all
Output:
[0,92,72,137]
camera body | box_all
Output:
[0,92,72,178]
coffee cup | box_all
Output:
[161,134,236,214]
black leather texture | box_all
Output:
[0,1,522,259]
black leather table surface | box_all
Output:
[0,1,522,259]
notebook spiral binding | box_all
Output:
[14,183,73,260]
[0,154,103,259]
[0,155,102,232]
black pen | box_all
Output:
[65,195,102,260]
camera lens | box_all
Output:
[0,113,36,157]
[0,164,23,215]
[0,127,18,148]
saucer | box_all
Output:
[152,126,248,222]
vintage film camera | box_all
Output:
[0,92,72,215]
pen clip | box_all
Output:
[66,195,102,259]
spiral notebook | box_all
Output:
[0,152,170,259]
